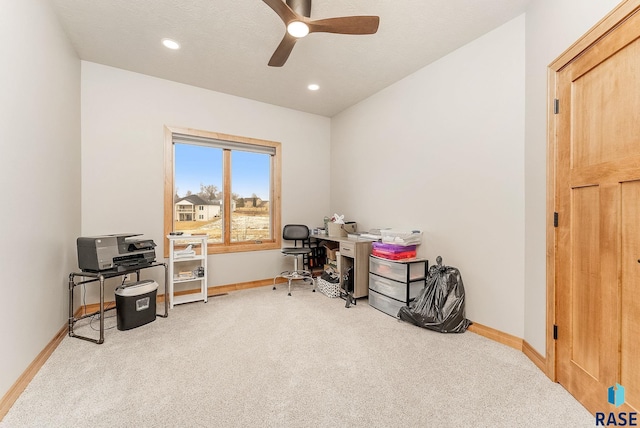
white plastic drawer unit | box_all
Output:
[369,256,426,283]
[368,289,405,318]
[369,274,423,303]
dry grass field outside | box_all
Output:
[175,212,270,242]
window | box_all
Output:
[164,127,281,255]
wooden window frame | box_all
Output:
[164,126,281,257]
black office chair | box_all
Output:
[273,224,315,296]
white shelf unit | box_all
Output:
[167,234,208,308]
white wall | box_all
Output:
[331,0,626,354]
[523,0,622,354]
[81,62,331,298]
[331,16,526,337]
[0,0,80,398]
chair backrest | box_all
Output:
[282,224,310,242]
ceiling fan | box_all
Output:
[262,0,380,67]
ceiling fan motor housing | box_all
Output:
[286,0,311,18]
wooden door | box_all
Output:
[554,6,640,415]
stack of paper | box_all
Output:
[174,244,196,258]
[381,230,423,246]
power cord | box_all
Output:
[80,282,117,331]
[89,300,116,331]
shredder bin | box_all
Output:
[115,280,158,331]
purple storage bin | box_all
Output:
[372,242,417,253]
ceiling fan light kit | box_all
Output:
[262,0,380,67]
[287,21,310,38]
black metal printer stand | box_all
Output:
[68,263,168,344]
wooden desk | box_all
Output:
[310,234,373,299]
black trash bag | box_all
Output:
[398,256,470,333]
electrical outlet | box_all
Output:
[124,274,131,281]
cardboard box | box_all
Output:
[324,242,339,260]
[324,263,337,271]
[327,222,356,237]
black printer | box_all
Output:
[77,233,156,272]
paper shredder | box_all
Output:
[115,280,158,330]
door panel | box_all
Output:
[572,37,640,168]
[557,182,618,412]
[569,186,601,379]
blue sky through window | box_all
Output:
[175,144,270,199]
[232,151,270,200]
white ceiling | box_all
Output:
[49,0,530,117]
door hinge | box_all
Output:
[553,212,558,227]
[553,324,558,340]
[554,99,559,114]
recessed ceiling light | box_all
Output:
[308,84,320,91]
[162,38,180,50]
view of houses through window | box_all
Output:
[173,143,273,244]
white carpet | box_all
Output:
[1,284,594,427]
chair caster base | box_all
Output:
[343,292,356,308]
[273,286,276,290]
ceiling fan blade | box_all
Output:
[262,0,298,24]
[268,33,298,67]
[308,16,379,35]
